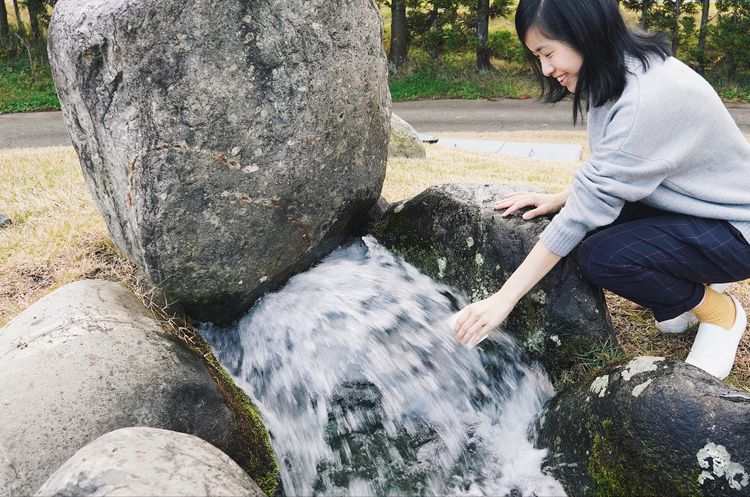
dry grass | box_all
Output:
[2,135,749,390]
[0,146,136,326]
[382,135,582,202]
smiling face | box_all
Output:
[524,29,584,93]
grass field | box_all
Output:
[2,138,749,391]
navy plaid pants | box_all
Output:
[578,203,750,321]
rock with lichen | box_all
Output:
[0,280,278,496]
[369,183,614,381]
[47,0,390,323]
[389,114,426,159]
[35,427,266,497]
[536,356,750,497]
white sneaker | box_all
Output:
[655,283,733,334]
[685,295,747,380]
[656,311,699,334]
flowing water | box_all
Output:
[201,236,565,497]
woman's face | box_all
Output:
[524,29,583,93]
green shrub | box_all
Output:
[0,56,60,113]
[487,30,526,63]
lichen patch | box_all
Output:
[590,375,609,398]
[466,237,474,248]
[697,442,749,490]
[437,257,447,279]
[475,252,484,266]
[631,379,653,397]
[621,356,664,381]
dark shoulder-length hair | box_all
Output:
[515,0,671,124]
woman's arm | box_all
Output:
[453,241,562,346]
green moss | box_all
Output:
[143,299,279,494]
[210,359,280,496]
[587,418,703,497]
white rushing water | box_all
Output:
[201,236,566,497]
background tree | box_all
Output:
[25,0,44,43]
[11,0,24,37]
[0,1,9,45]
[476,0,491,70]
[697,0,711,73]
[622,0,652,30]
[474,0,513,71]
[389,0,408,69]
[710,0,750,80]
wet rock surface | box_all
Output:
[48,0,390,323]
[536,356,750,497]
[370,183,615,380]
[35,427,265,497]
[0,280,276,496]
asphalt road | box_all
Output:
[4,99,750,148]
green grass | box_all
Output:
[0,56,59,113]
[389,50,538,102]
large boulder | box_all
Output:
[369,183,615,380]
[48,0,391,323]
[35,427,265,497]
[536,356,750,497]
[0,280,277,496]
[389,114,426,159]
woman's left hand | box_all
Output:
[453,294,515,347]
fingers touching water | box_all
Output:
[450,295,514,347]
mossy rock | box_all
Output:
[369,183,615,382]
[537,357,750,497]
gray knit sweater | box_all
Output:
[540,56,750,257]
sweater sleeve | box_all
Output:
[539,107,675,257]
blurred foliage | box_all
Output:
[4,0,750,110]
[388,48,537,100]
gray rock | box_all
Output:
[0,213,10,228]
[369,183,615,380]
[365,195,391,226]
[536,357,750,497]
[0,280,277,496]
[35,427,265,497]
[389,114,426,159]
[47,0,390,323]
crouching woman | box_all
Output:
[453,0,750,379]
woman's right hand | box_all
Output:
[494,190,568,220]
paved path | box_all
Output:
[0,111,71,148]
[4,99,750,148]
[393,98,750,134]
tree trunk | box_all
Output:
[0,0,9,44]
[430,2,439,60]
[476,0,492,71]
[641,0,650,30]
[389,0,408,69]
[672,0,681,55]
[697,0,710,73]
[11,0,23,36]
[27,0,42,42]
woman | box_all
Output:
[452,0,750,380]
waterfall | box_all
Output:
[201,236,565,497]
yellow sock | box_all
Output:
[693,286,736,330]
